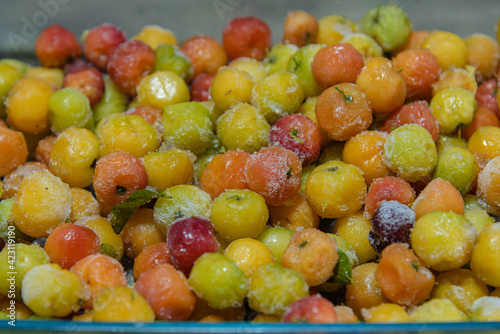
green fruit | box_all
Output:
[430,87,477,135]
[263,44,298,75]
[154,44,193,81]
[22,264,87,317]
[340,32,383,58]
[360,3,412,52]
[464,208,494,235]
[256,226,293,262]
[385,124,438,182]
[153,185,212,234]
[188,252,248,309]
[463,194,485,211]
[0,243,50,299]
[432,147,479,194]
[0,198,32,244]
[92,75,128,125]
[49,88,93,133]
[436,135,468,155]
[286,44,324,98]
[0,63,24,119]
[0,59,28,75]
[162,101,213,155]
[193,135,225,185]
[216,103,270,153]
[251,71,304,124]
[247,262,309,316]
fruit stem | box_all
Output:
[226,194,243,201]
[115,185,127,195]
[289,128,304,143]
[335,86,353,103]
[411,261,420,271]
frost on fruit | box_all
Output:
[12,170,72,238]
[153,185,212,235]
[21,264,89,318]
[470,296,500,320]
[384,124,437,183]
[371,200,415,244]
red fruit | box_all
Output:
[35,25,81,68]
[246,146,302,206]
[476,78,499,116]
[107,40,156,95]
[380,100,440,141]
[268,114,322,166]
[282,295,338,323]
[180,35,228,80]
[222,16,272,61]
[63,67,104,106]
[364,176,416,219]
[166,217,219,276]
[84,24,127,70]
[44,223,100,270]
[190,73,214,102]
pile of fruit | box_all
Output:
[2,3,500,324]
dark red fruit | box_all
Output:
[166,217,219,276]
[369,200,416,253]
[190,73,214,102]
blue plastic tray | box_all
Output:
[1,321,500,334]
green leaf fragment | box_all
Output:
[108,189,169,234]
[100,243,118,259]
[328,248,353,285]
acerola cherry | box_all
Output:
[44,223,100,269]
[268,114,322,166]
[166,217,219,276]
[222,16,272,60]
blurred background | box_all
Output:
[0,0,498,60]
